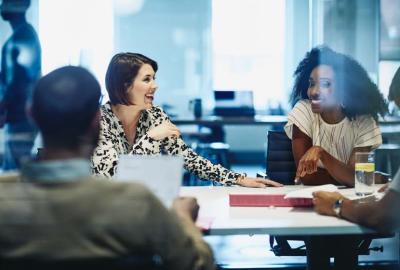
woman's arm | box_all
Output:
[91,136,119,178]
[292,125,338,185]
[293,125,369,186]
[162,135,240,185]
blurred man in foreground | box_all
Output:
[0,66,215,270]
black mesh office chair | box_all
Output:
[265,130,388,257]
[266,130,296,185]
[265,130,306,256]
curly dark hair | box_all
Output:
[388,66,400,101]
[290,46,388,120]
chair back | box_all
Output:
[266,130,296,185]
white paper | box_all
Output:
[284,184,338,199]
[115,155,184,207]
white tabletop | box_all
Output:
[180,186,377,236]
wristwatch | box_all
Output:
[333,198,344,217]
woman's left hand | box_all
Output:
[237,177,283,188]
[296,146,324,179]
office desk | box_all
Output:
[180,186,376,236]
[172,115,400,126]
[171,115,288,126]
[172,115,400,142]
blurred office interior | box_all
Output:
[0,0,399,165]
[1,0,399,168]
[0,1,400,268]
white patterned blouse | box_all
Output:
[91,102,242,185]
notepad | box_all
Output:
[115,155,184,208]
[284,184,338,199]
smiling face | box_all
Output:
[307,65,340,114]
[127,64,158,106]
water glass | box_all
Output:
[354,152,375,196]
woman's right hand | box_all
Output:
[148,122,181,140]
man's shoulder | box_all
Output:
[0,171,20,183]
[82,178,159,203]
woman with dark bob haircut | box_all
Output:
[284,46,388,187]
[91,52,282,188]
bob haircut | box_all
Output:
[290,46,387,121]
[105,52,158,105]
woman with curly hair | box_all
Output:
[284,46,388,187]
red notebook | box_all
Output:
[229,194,313,207]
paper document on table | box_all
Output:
[284,184,338,199]
[115,155,184,208]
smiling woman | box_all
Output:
[284,46,388,187]
[91,52,283,188]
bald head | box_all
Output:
[32,66,101,149]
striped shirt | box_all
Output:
[284,100,382,167]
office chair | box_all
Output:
[264,130,305,256]
[265,130,389,257]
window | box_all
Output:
[38,0,114,94]
[212,0,286,112]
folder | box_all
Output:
[229,194,313,207]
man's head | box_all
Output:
[0,0,30,21]
[31,66,101,153]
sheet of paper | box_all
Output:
[115,155,184,208]
[284,184,338,199]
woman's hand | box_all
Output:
[237,177,283,188]
[296,146,324,179]
[148,122,181,140]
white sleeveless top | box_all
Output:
[284,100,382,166]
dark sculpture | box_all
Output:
[0,0,41,170]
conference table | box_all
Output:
[180,185,379,236]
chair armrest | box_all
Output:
[256,172,269,179]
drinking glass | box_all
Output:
[354,152,375,196]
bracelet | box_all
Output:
[333,198,344,218]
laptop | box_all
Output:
[115,155,184,208]
[213,90,255,117]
